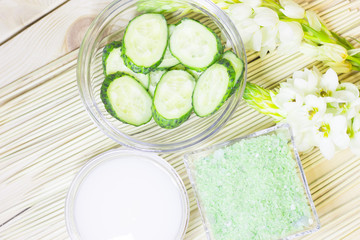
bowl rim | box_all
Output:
[77,0,247,152]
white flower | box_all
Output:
[325,61,352,73]
[281,94,326,152]
[303,95,327,121]
[312,114,350,159]
[272,86,304,113]
[347,99,360,120]
[318,68,338,97]
[287,67,319,95]
[226,3,253,22]
[301,43,348,64]
[253,7,279,27]
[228,4,280,54]
[336,82,359,99]
[280,0,305,19]
[241,0,262,8]
[226,4,259,51]
[248,29,262,52]
[320,43,348,63]
[259,25,279,58]
[234,18,260,48]
[283,109,316,152]
[350,132,360,156]
[277,21,304,54]
[306,11,322,31]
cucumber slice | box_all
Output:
[102,41,149,89]
[122,13,168,74]
[170,18,223,71]
[149,70,166,96]
[193,59,235,117]
[153,70,196,129]
[157,24,179,69]
[170,64,202,80]
[157,48,180,69]
[222,50,245,95]
[101,72,152,126]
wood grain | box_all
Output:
[0,0,360,239]
[0,0,112,89]
[0,0,68,44]
[1,47,360,239]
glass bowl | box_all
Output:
[77,0,247,152]
[184,124,320,240]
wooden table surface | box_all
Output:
[1,0,360,239]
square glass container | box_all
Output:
[184,123,320,240]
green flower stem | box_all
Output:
[347,55,360,66]
[243,82,284,121]
[302,24,336,44]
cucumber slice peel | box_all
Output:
[101,72,153,126]
[222,50,245,95]
[193,58,235,117]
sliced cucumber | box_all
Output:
[170,64,202,80]
[222,50,244,95]
[193,59,235,117]
[149,69,166,96]
[157,24,179,69]
[157,48,180,69]
[101,72,152,126]
[102,41,149,89]
[170,18,223,71]
[122,13,168,74]
[153,70,196,129]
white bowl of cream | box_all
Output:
[65,149,189,240]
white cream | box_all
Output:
[71,152,187,240]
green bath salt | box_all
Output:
[192,134,313,240]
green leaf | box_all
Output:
[330,31,354,49]
[302,24,333,44]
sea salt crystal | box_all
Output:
[193,134,312,240]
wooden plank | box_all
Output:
[0,0,112,89]
[0,46,359,239]
[0,0,360,239]
[0,0,68,44]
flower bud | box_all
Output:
[320,43,348,63]
[306,10,322,31]
[278,21,304,54]
[254,7,279,27]
[325,61,352,73]
[280,0,305,19]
